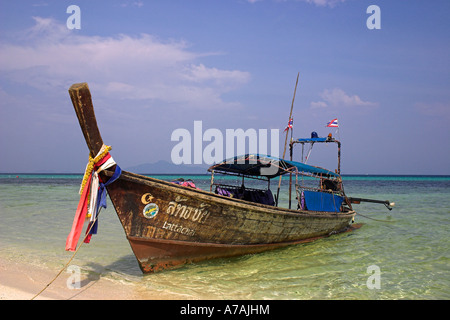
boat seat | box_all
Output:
[215,185,275,206]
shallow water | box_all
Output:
[0,174,449,299]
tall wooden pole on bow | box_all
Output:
[275,72,299,207]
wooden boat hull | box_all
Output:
[68,82,356,273]
[103,170,355,273]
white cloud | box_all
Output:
[310,88,377,109]
[310,101,328,109]
[301,0,346,7]
[0,17,250,109]
[118,1,144,8]
[248,0,346,7]
[183,64,250,86]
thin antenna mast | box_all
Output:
[275,72,299,207]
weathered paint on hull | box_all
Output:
[68,82,358,273]
[104,170,356,273]
[127,226,361,273]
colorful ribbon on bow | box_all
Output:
[65,145,121,251]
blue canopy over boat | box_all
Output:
[289,158,340,179]
[296,137,329,143]
[208,154,340,180]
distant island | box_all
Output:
[126,160,209,175]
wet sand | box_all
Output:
[0,257,180,300]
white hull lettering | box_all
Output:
[162,221,196,237]
[166,201,210,224]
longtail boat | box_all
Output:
[66,82,392,273]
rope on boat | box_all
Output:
[30,210,101,300]
[79,145,112,195]
[32,145,121,299]
[356,211,395,223]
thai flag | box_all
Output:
[284,118,293,132]
[326,118,339,127]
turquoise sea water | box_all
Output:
[0,174,449,299]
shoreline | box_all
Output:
[0,256,182,300]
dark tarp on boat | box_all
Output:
[208,154,340,180]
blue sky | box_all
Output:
[0,0,449,174]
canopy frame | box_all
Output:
[291,136,341,175]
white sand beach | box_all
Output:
[0,257,179,300]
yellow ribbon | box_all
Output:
[79,145,112,195]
